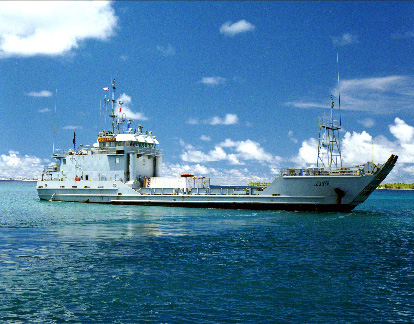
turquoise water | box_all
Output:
[1,181,413,323]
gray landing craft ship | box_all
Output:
[37,80,397,212]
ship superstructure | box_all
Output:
[37,80,398,212]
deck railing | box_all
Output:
[279,166,364,177]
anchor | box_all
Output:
[334,187,346,204]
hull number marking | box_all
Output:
[315,180,329,187]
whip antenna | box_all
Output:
[53,89,57,154]
[337,52,341,126]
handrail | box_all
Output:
[279,166,363,177]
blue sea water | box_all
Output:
[0,181,413,323]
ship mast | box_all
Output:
[109,79,117,133]
[317,96,342,169]
[103,79,126,134]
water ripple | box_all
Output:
[0,182,413,322]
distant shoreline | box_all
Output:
[377,187,414,190]
[0,179,38,182]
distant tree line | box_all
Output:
[378,183,414,190]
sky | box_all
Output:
[0,1,413,184]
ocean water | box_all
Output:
[0,181,413,323]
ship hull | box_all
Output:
[37,186,356,212]
[37,155,398,212]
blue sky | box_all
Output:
[0,1,413,184]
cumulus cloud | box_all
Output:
[206,114,238,125]
[163,162,217,177]
[220,139,276,163]
[341,131,394,165]
[0,1,117,58]
[286,75,414,114]
[180,138,281,168]
[388,117,414,144]
[200,135,211,141]
[181,145,229,164]
[332,32,359,46]
[200,76,227,86]
[292,117,414,173]
[293,138,319,165]
[116,93,148,121]
[163,162,270,186]
[220,20,256,37]
[0,151,47,179]
[27,90,53,97]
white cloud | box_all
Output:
[0,1,117,58]
[284,101,327,109]
[221,139,276,163]
[341,131,392,165]
[27,90,53,97]
[219,20,256,37]
[188,114,238,126]
[164,163,217,177]
[200,135,211,141]
[117,93,148,121]
[0,151,47,179]
[63,125,83,130]
[286,75,414,114]
[292,118,414,175]
[206,114,238,125]
[157,44,176,56]
[332,32,359,46]
[180,138,280,168]
[38,108,51,113]
[163,162,271,186]
[288,130,298,143]
[187,118,199,125]
[341,75,408,92]
[389,117,414,144]
[293,138,319,165]
[337,75,414,113]
[200,76,227,86]
[357,118,375,128]
[180,146,228,164]
[294,131,396,167]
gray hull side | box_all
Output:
[37,176,364,212]
[37,155,398,212]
